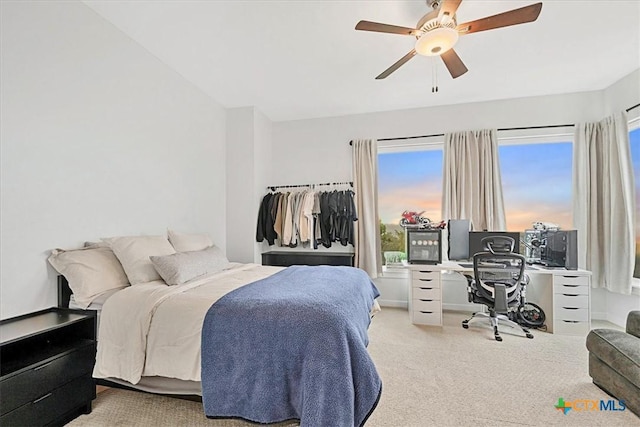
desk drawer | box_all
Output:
[0,342,94,415]
[554,275,590,287]
[412,286,441,300]
[412,270,440,282]
[0,374,94,427]
[412,310,442,326]
[554,293,589,309]
[554,283,590,295]
[554,307,589,322]
[412,299,440,313]
[412,278,440,289]
[554,320,590,336]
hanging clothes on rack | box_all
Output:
[256,183,357,249]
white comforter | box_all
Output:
[93,263,284,384]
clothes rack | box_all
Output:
[267,181,353,192]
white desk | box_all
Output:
[407,261,592,335]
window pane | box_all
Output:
[378,150,443,259]
[499,142,573,231]
[630,127,640,278]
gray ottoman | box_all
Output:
[586,310,640,417]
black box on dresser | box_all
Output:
[0,307,97,426]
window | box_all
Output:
[499,142,573,231]
[378,149,443,264]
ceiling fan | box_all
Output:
[355,0,542,80]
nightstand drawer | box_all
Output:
[0,341,94,416]
[412,286,441,300]
[0,374,95,427]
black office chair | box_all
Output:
[462,236,534,341]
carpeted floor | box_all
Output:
[68,308,639,426]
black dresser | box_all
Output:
[262,250,354,267]
[0,308,97,426]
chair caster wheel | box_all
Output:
[526,333,534,339]
[462,323,469,329]
[495,335,503,342]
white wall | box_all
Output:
[226,107,273,264]
[603,69,640,116]
[0,1,227,319]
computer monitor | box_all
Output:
[468,231,521,257]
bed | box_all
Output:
[53,234,381,427]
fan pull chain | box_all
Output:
[431,58,438,93]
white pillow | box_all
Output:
[167,229,214,252]
[150,246,230,286]
[48,246,129,309]
[104,235,176,285]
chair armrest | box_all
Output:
[626,310,640,339]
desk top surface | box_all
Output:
[406,261,592,275]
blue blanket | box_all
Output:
[201,265,381,426]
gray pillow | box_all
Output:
[150,246,230,286]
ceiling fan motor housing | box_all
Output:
[415,9,459,56]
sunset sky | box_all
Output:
[378,142,573,232]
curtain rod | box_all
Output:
[349,124,574,144]
[348,103,640,145]
[267,181,353,191]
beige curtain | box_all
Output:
[573,111,635,294]
[352,139,382,278]
[442,129,506,231]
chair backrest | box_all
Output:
[472,250,526,311]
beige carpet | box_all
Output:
[68,308,639,426]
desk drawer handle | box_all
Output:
[33,362,53,371]
[562,307,580,310]
[33,393,52,404]
[419,287,433,290]
[562,276,579,279]
[419,271,434,274]
[562,320,580,324]
[419,311,433,314]
[418,279,433,282]
[562,294,580,297]
[419,299,434,302]
[560,284,579,288]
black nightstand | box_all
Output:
[0,307,97,426]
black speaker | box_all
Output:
[541,230,578,270]
[447,219,471,261]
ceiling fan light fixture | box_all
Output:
[414,27,459,56]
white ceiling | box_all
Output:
[84,0,640,122]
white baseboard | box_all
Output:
[378,299,408,309]
[591,311,607,321]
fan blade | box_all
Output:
[376,50,418,80]
[457,2,542,35]
[438,0,462,21]
[440,49,468,79]
[355,20,419,36]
